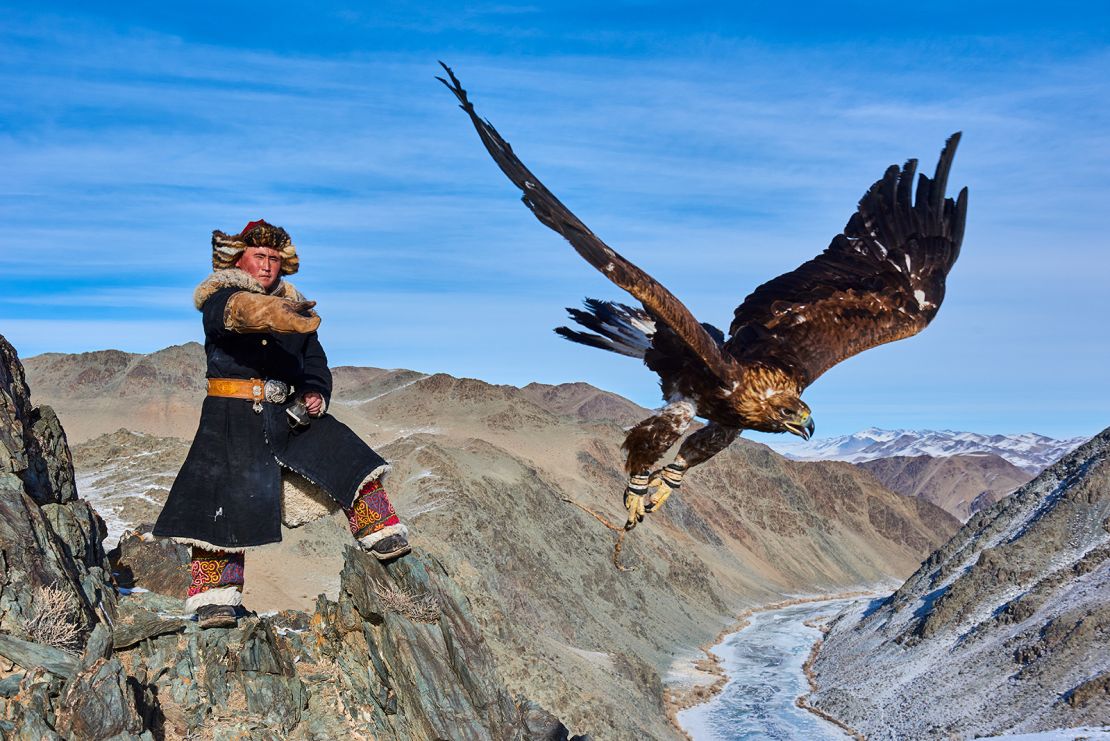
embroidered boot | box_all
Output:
[345,479,411,561]
[186,547,246,627]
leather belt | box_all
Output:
[207,377,265,401]
[206,378,292,412]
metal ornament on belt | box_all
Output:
[252,380,291,413]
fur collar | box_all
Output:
[193,268,309,310]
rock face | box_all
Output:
[857,453,1032,521]
[108,550,575,740]
[1,335,578,740]
[809,426,1110,739]
[0,334,135,736]
[26,343,963,740]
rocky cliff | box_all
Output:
[25,343,961,739]
[809,426,1110,738]
[0,335,580,740]
[857,453,1032,521]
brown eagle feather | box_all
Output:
[437,64,737,384]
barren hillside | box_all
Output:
[857,453,1032,521]
[28,345,961,739]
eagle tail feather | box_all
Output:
[555,299,655,359]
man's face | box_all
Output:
[236,247,282,290]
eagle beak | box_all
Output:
[785,414,815,441]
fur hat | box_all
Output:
[211,219,300,275]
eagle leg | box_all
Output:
[638,423,741,516]
[674,423,740,469]
[622,399,696,475]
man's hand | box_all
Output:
[304,392,325,417]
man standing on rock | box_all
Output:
[154,220,410,628]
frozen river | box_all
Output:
[677,598,862,741]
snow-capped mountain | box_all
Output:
[766,428,1087,474]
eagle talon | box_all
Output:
[644,462,686,513]
[624,473,650,529]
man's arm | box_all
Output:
[202,286,320,335]
[299,332,332,415]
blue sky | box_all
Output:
[1,2,1108,440]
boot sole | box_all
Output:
[198,614,238,629]
[371,544,412,561]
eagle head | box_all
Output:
[735,367,815,439]
[765,392,814,440]
[779,398,815,440]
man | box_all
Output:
[153,220,410,629]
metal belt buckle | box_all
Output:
[264,380,290,404]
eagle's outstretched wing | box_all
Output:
[725,135,968,389]
[438,63,737,382]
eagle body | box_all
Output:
[440,64,968,484]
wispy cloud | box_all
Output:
[2,8,1108,438]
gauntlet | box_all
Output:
[224,292,320,334]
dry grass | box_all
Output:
[26,585,82,651]
[373,581,440,623]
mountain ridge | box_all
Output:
[768,426,1086,474]
[808,425,1110,737]
[856,453,1033,522]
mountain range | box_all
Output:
[20,341,960,739]
[857,454,1033,522]
[768,427,1086,474]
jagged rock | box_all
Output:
[2,335,579,739]
[107,528,190,596]
[111,606,187,650]
[0,335,116,644]
[55,656,144,739]
[0,634,78,678]
[109,548,580,739]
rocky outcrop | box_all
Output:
[106,549,576,740]
[0,334,135,736]
[809,426,1110,738]
[857,453,1032,521]
[1,335,580,740]
[0,335,116,643]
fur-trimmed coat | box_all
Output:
[153,269,388,551]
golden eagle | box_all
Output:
[440,64,968,526]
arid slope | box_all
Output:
[28,345,960,739]
[857,453,1032,521]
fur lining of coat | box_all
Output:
[193,268,312,312]
[281,466,391,528]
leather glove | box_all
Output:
[644,462,686,513]
[224,292,320,334]
[624,472,651,530]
